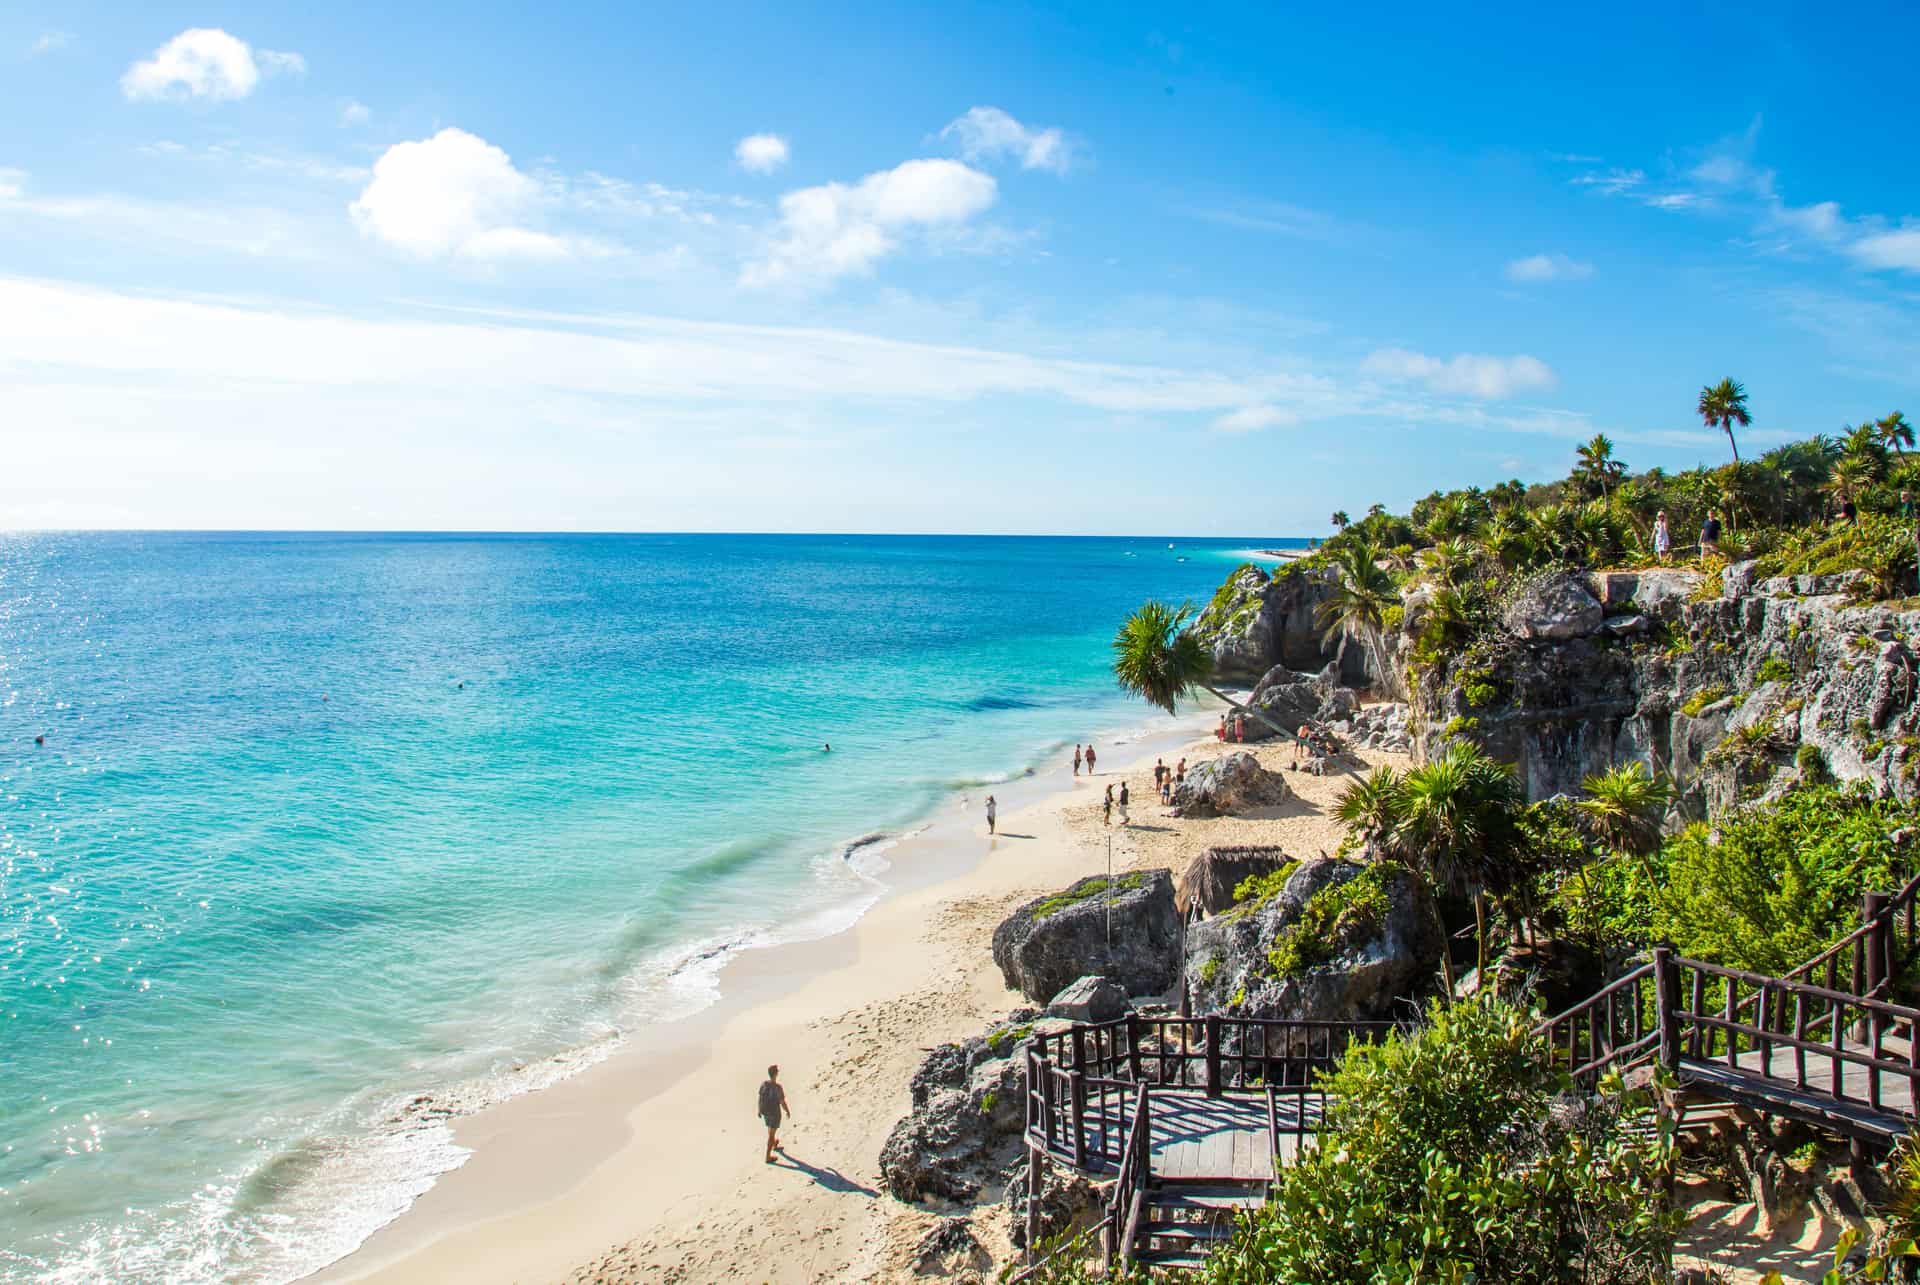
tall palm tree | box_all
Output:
[1330,510,1350,531]
[1573,433,1625,500]
[1111,600,1304,744]
[1698,377,1751,464]
[1392,746,1527,990]
[1843,422,1891,481]
[1878,411,1914,459]
[1314,543,1400,698]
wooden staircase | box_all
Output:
[1128,1178,1266,1269]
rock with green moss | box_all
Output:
[1183,858,1440,1025]
[991,869,1180,1003]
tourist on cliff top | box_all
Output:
[1839,491,1858,525]
[1652,510,1671,563]
[1699,509,1723,561]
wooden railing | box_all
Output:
[1783,870,1920,1000]
[1537,944,1920,1135]
[1024,1015,1396,1172]
[1105,1084,1152,1268]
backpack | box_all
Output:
[758,1080,780,1117]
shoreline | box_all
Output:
[305,704,1228,1284]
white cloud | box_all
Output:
[1643,193,1703,211]
[1212,405,1300,433]
[1850,227,1920,273]
[0,168,24,202]
[30,31,71,56]
[340,100,371,127]
[941,107,1073,174]
[743,157,997,287]
[349,128,581,261]
[1572,168,1644,195]
[1361,348,1556,400]
[1504,253,1593,283]
[121,28,303,102]
[1771,200,1844,242]
[734,134,790,174]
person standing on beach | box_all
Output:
[758,1065,791,1163]
[1117,781,1130,826]
[1084,744,1097,774]
[985,795,997,835]
[1103,784,1113,826]
[1073,745,1082,776]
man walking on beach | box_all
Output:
[1084,744,1096,774]
[1117,781,1130,827]
[985,795,997,835]
[758,1065,791,1163]
[1073,744,1082,776]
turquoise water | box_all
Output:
[0,533,1291,1282]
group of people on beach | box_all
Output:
[1152,756,1186,805]
[1071,743,1097,776]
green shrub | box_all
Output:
[1678,686,1730,716]
[1230,861,1300,910]
[1755,655,1792,684]
[1266,864,1395,976]
[1192,996,1677,1285]
[1030,873,1143,919]
[1758,512,1917,600]
[1795,743,1832,783]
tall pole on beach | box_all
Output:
[1105,835,1113,955]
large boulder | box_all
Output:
[992,869,1182,1003]
[1590,569,1703,618]
[1170,751,1292,818]
[882,1014,1054,1203]
[1504,571,1604,641]
[1184,858,1439,1023]
[1176,845,1294,918]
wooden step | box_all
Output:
[1132,1247,1210,1269]
[1143,1222,1236,1245]
[1148,1185,1267,1212]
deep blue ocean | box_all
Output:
[0,532,1292,1282]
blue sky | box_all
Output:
[2,3,1917,533]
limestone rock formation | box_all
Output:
[991,869,1182,1003]
[1503,571,1604,641]
[1176,846,1294,917]
[1183,858,1440,1023]
[882,1014,1055,1203]
[1184,564,1374,686]
[1170,751,1292,818]
[1411,560,1920,818]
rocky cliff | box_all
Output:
[1187,563,1374,686]
[1411,564,1920,823]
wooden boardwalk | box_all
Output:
[1679,1047,1914,1140]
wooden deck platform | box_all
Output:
[1078,1089,1320,1181]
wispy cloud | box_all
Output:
[1361,348,1556,400]
[1211,404,1300,433]
[1182,200,1341,241]
[741,157,998,288]
[29,30,71,57]
[340,100,371,127]
[1505,253,1592,284]
[940,107,1075,175]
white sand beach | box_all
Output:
[306,711,1389,1284]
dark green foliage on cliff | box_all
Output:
[1559,784,1918,984]
[1265,863,1396,976]
[1019,997,1678,1285]
[1759,511,1918,599]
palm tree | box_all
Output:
[1331,511,1350,531]
[1573,762,1671,883]
[1843,422,1891,481]
[1333,766,1404,852]
[1879,411,1914,459]
[1111,600,1305,744]
[1825,455,1874,514]
[1367,503,1387,519]
[1392,745,1528,990]
[1573,433,1626,500]
[1698,377,1751,464]
[1419,537,1477,588]
[1314,543,1400,698]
